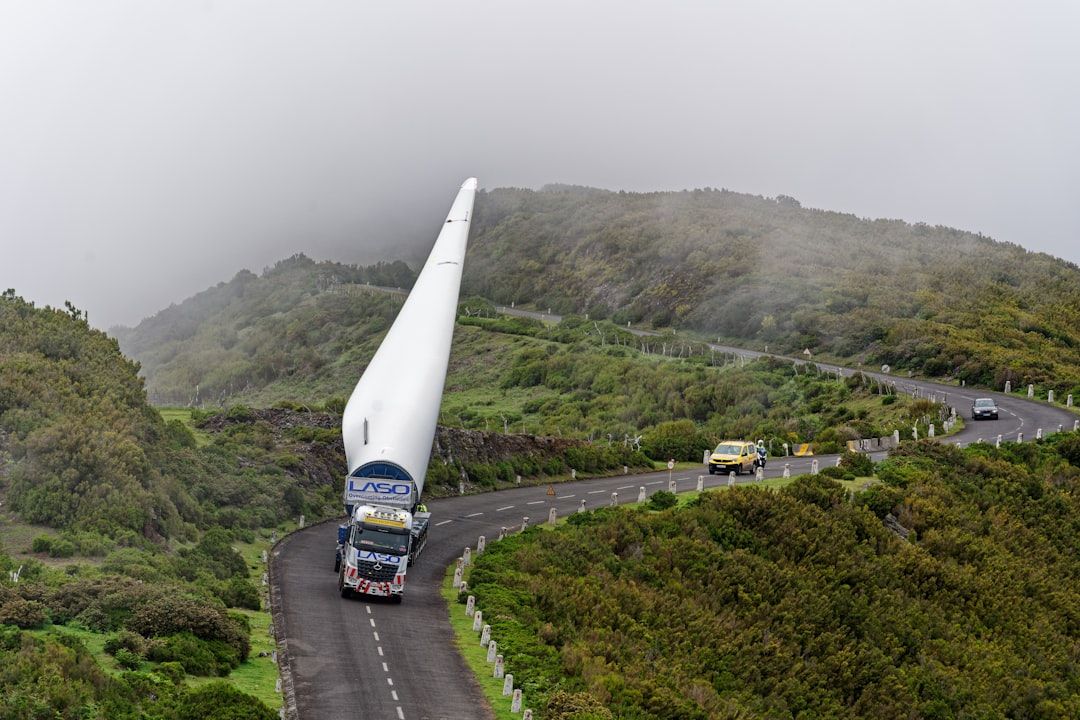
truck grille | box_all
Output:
[354,558,399,583]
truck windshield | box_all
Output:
[351,527,409,556]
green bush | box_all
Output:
[542,457,566,476]
[104,629,146,657]
[647,490,678,510]
[126,594,250,663]
[155,661,186,685]
[225,404,253,422]
[176,680,277,720]
[641,419,705,462]
[838,450,875,476]
[0,597,47,628]
[217,576,261,610]
[545,690,614,719]
[48,538,75,558]
[147,632,237,677]
[31,535,52,553]
[1056,434,1080,466]
[114,647,142,670]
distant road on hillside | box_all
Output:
[362,283,1080,444]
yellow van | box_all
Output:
[708,441,758,475]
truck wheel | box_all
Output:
[334,557,341,573]
[338,568,350,599]
[392,595,403,605]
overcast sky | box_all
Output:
[3,1,1078,330]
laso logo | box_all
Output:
[348,480,412,495]
[358,551,403,565]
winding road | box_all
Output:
[271,372,1078,719]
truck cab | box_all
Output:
[337,504,412,603]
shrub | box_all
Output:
[114,647,142,670]
[641,419,705,462]
[542,457,566,476]
[127,594,250,663]
[1056,434,1080,466]
[176,680,277,720]
[545,690,615,719]
[225,404,253,422]
[31,535,52,553]
[104,629,146,657]
[155,661,186,685]
[217,577,261,610]
[48,538,75,558]
[67,531,114,556]
[0,597,47,628]
[147,632,237,677]
[647,490,678,510]
[838,450,875,476]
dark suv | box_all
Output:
[971,398,999,420]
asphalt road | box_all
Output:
[271,369,1079,720]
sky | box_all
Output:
[3,1,1078,331]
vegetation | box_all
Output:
[464,186,1080,394]
[0,292,296,715]
[463,437,1080,719]
[9,181,1080,717]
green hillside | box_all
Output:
[9,174,1080,718]
[119,186,1080,413]
[0,292,342,717]
[467,438,1080,719]
[464,185,1080,393]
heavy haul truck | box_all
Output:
[335,178,476,602]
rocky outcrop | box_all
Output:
[197,408,616,499]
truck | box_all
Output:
[334,470,431,602]
[333,178,476,602]
[335,504,419,602]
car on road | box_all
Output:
[708,440,758,475]
[971,397,999,420]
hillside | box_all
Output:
[469,438,1080,719]
[464,185,1080,393]
[0,294,296,715]
[119,186,1080,407]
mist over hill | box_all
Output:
[465,186,1080,392]
[118,185,1080,404]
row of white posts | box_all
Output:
[455,531,534,719]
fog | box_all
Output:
[3,1,1078,330]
